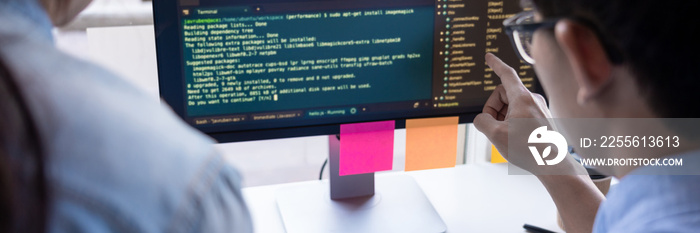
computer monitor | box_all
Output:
[153,0,538,232]
[153,0,539,143]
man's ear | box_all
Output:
[554,19,613,105]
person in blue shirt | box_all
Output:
[0,0,253,232]
[475,0,700,232]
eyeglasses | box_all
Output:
[503,11,624,65]
[504,11,556,65]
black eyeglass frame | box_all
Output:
[503,11,624,65]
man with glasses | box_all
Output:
[474,0,700,232]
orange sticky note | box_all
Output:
[490,144,507,163]
[405,116,459,171]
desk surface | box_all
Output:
[243,163,564,233]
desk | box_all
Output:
[243,163,564,233]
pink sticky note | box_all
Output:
[339,121,395,176]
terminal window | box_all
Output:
[176,0,536,126]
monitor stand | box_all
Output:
[276,135,446,233]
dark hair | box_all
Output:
[0,57,48,232]
[531,0,700,118]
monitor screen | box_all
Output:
[153,0,539,142]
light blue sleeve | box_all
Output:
[593,174,700,233]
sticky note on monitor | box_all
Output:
[405,117,459,171]
[339,121,395,176]
[491,144,507,163]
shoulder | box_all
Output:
[1,13,251,232]
[594,173,700,233]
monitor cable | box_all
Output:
[319,158,328,180]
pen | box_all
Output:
[523,223,557,233]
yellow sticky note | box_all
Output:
[490,144,507,163]
[405,117,459,171]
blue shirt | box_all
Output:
[0,1,253,232]
[593,152,700,232]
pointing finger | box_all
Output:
[485,53,528,98]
